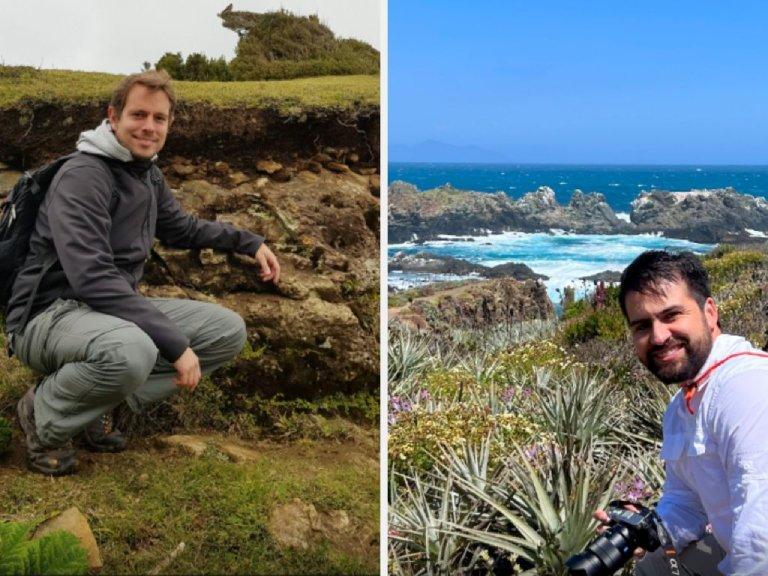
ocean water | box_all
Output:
[386,162,746,303]
[389,232,714,304]
[390,162,768,213]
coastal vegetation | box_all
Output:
[152,9,379,82]
[388,243,768,574]
[0,66,378,111]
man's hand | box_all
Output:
[254,243,281,284]
[173,347,201,390]
[593,506,646,559]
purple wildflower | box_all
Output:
[524,444,539,460]
[500,387,516,403]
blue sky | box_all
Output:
[389,1,768,164]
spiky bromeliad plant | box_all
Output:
[0,521,88,575]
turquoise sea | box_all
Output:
[387,163,768,302]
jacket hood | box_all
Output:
[77,119,152,162]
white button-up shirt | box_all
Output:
[655,334,768,575]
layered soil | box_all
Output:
[0,100,380,398]
[0,102,379,170]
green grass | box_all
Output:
[0,435,378,574]
[0,67,379,111]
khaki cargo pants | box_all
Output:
[12,298,247,447]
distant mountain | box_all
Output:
[390,140,510,163]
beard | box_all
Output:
[644,331,713,385]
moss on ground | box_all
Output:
[0,319,379,573]
[0,434,378,574]
[0,67,379,111]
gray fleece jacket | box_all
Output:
[5,122,263,362]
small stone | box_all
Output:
[268,499,318,549]
[346,152,359,164]
[270,169,292,183]
[256,159,283,175]
[62,116,73,126]
[357,167,377,176]
[158,434,209,457]
[213,161,230,175]
[325,510,350,532]
[326,162,350,174]
[323,147,341,159]
[228,171,249,186]
[33,507,103,570]
[173,163,196,176]
[306,161,322,174]
[311,153,332,164]
[137,473,150,488]
[254,176,270,189]
[220,443,260,463]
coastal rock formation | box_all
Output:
[390,181,768,244]
[630,188,768,243]
[388,182,630,243]
[389,251,547,280]
[388,181,520,243]
[391,278,554,333]
[515,187,629,235]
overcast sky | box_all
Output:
[0,0,380,74]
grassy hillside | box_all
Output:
[0,66,379,111]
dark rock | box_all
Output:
[389,252,547,281]
[390,181,768,245]
[630,188,768,243]
[391,278,554,332]
[270,169,292,183]
[580,270,623,283]
[326,161,351,174]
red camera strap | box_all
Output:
[681,351,768,415]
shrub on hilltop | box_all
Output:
[156,9,379,82]
[224,10,379,80]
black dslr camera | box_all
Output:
[565,501,672,576]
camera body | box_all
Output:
[565,500,671,576]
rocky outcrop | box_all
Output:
[1,147,379,398]
[388,182,631,243]
[389,251,547,281]
[630,188,768,243]
[390,182,768,244]
[391,278,554,332]
[580,270,623,283]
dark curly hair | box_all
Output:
[618,250,712,318]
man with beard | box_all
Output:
[594,250,768,576]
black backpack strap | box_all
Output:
[11,154,119,341]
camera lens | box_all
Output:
[565,524,637,576]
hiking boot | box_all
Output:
[16,387,77,476]
[80,408,127,453]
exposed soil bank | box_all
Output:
[0,102,379,169]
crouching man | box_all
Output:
[595,250,768,575]
[5,70,280,475]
